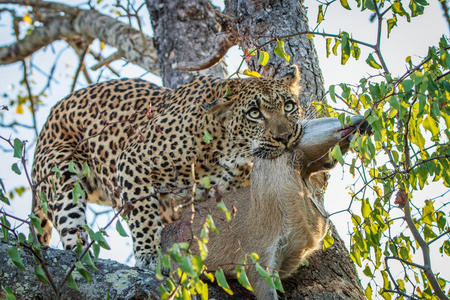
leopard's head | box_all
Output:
[208,66,303,159]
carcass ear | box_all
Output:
[202,81,236,122]
[279,65,301,97]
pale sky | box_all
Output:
[0,0,448,297]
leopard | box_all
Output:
[31,66,303,268]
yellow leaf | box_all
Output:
[100,41,105,50]
[16,104,24,114]
[23,13,33,25]
[306,33,315,39]
[243,69,261,78]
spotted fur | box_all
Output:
[32,69,303,268]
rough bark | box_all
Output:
[146,0,227,88]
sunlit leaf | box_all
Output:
[215,268,233,295]
[274,40,290,62]
[237,266,253,291]
[258,51,270,66]
[243,69,261,78]
[317,5,324,23]
[366,53,382,69]
[22,13,33,24]
[203,130,213,144]
[322,230,335,250]
[15,104,24,114]
[199,176,211,189]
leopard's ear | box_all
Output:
[202,80,236,122]
[279,65,301,97]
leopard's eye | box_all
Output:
[247,108,263,120]
[284,101,296,113]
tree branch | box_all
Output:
[0,0,160,75]
[0,16,75,65]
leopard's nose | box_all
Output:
[275,132,291,145]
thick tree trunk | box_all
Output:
[146,0,227,88]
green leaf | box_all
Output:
[94,231,110,250]
[351,42,361,60]
[223,86,231,98]
[68,160,77,174]
[332,39,341,56]
[328,85,337,103]
[72,182,85,204]
[66,273,80,291]
[217,201,231,221]
[202,130,213,144]
[387,15,397,37]
[181,287,190,300]
[51,165,62,179]
[361,199,372,218]
[322,230,335,250]
[34,264,50,284]
[236,266,253,291]
[39,192,48,214]
[11,163,21,175]
[365,53,382,69]
[199,176,211,189]
[243,69,261,78]
[365,283,373,300]
[29,213,44,234]
[317,5,324,23]
[7,247,25,271]
[325,38,332,58]
[1,286,16,300]
[273,271,285,292]
[392,0,411,21]
[255,262,270,278]
[274,40,291,62]
[215,268,233,295]
[340,0,351,10]
[13,138,24,158]
[115,220,128,237]
[422,115,439,137]
[82,162,91,177]
[0,188,10,205]
[362,264,373,277]
[258,51,270,66]
[75,261,93,284]
[250,252,260,262]
[341,32,350,65]
[179,256,196,276]
[81,250,99,272]
[329,144,344,165]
